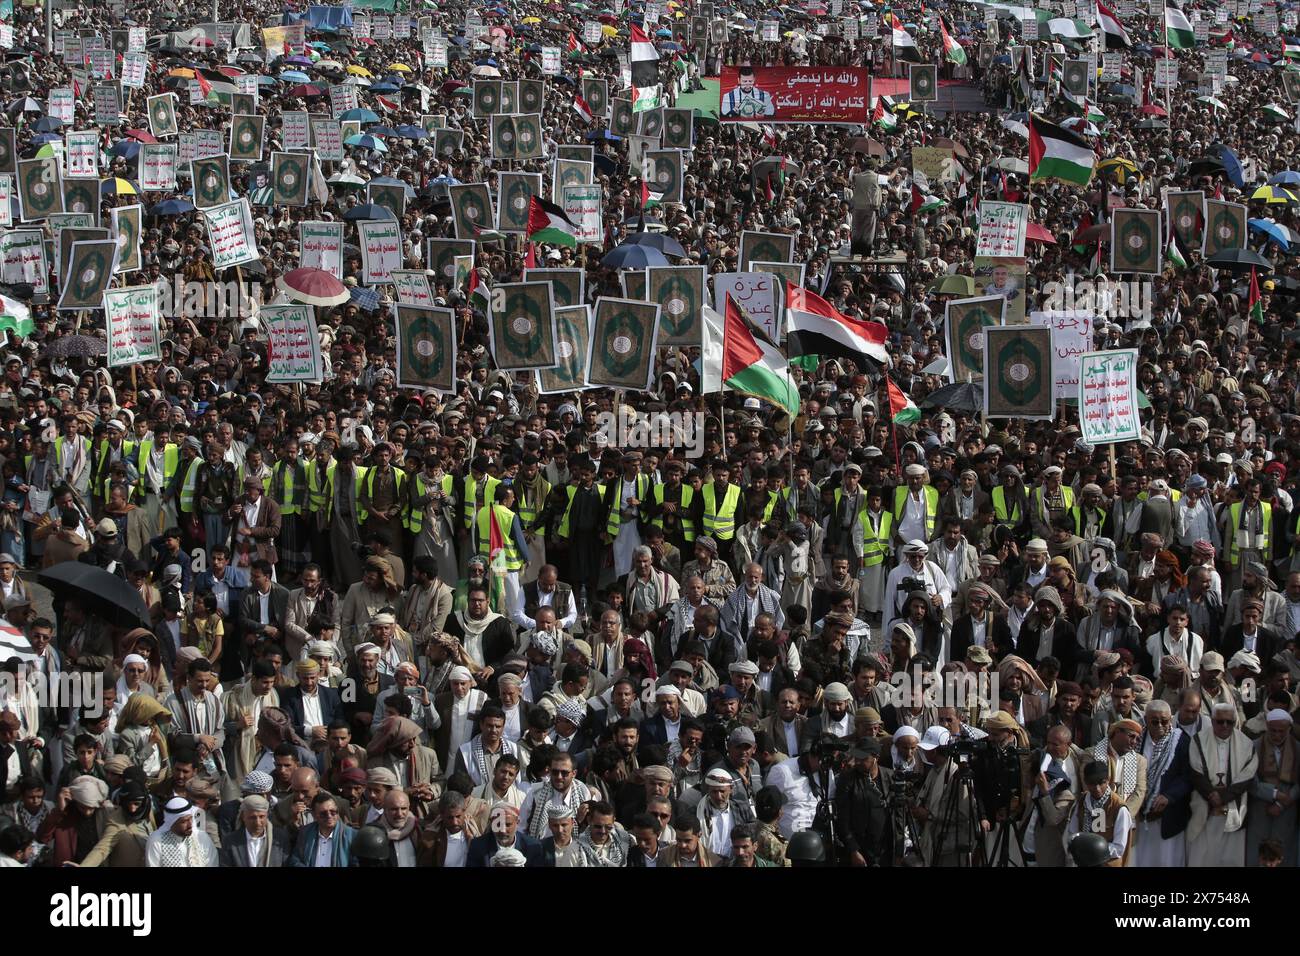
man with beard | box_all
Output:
[1187,703,1258,867]
[452,704,528,788]
[765,732,838,838]
[834,738,895,866]
[367,715,442,818]
[444,584,515,676]
[519,750,592,840]
[1134,700,1192,867]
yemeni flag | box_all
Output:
[1029,114,1095,186]
[785,282,890,364]
[888,379,920,425]
[722,296,800,418]
[887,14,922,62]
[630,25,660,88]
[1165,7,1195,49]
[1249,268,1264,324]
[1097,0,1131,48]
[940,19,967,65]
[572,95,594,123]
[527,196,579,248]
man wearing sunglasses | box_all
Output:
[1186,702,1258,867]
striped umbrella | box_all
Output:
[0,620,36,664]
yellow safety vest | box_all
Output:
[557,482,607,537]
[359,466,407,525]
[651,482,696,541]
[324,464,369,518]
[1228,500,1272,568]
[405,473,456,533]
[177,458,203,514]
[95,438,137,497]
[306,459,331,514]
[270,461,308,516]
[1032,485,1076,520]
[859,510,894,567]
[515,475,551,529]
[475,504,524,571]
[892,484,939,539]
[462,475,501,528]
[992,486,1022,526]
[606,473,652,537]
[134,440,179,497]
[701,482,742,541]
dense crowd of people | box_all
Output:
[0,0,1299,870]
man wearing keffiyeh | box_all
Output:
[1133,700,1192,867]
[1092,720,1148,826]
[1065,760,1134,867]
[145,796,218,867]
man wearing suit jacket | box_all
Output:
[639,685,685,748]
[193,546,249,627]
[760,689,807,758]
[1023,725,1086,867]
[949,585,1013,665]
[288,792,355,867]
[220,795,291,867]
[238,560,291,652]
[1218,598,1284,665]
[928,520,981,594]
[1133,700,1193,866]
[466,804,545,866]
[282,659,344,742]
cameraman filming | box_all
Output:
[973,711,1034,865]
[766,732,843,838]
[833,738,897,866]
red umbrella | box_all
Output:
[216,66,245,78]
[1140,104,1168,116]
[288,83,326,98]
[1026,223,1056,245]
[277,268,350,307]
[125,129,158,144]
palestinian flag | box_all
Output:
[872,97,898,130]
[887,13,922,62]
[785,282,890,364]
[630,24,659,88]
[911,182,943,214]
[467,265,492,308]
[722,296,800,417]
[1285,43,1300,60]
[567,33,583,56]
[1166,234,1187,270]
[1097,0,1131,48]
[527,196,578,248]
[1029,114,1095,186]
[572,95,594,123]
[641,180,663,208]
[1072,209,1095,255]
[940,19,967,66]
[632,83,661,112]
[1249,268,1264,323]
[887,378,921,425]
[1165,7,1195,49]
[0,295,33,338]
[471,222,505,243]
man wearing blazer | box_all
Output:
[1133,700,1193,867]
[760,689,807,758]
[466,804,544,867]
[1217,598,1283,666]
[288,792,355,867]
[282,659,344,742]
[238,559,291,651]
[219,795,291,867]
[949,585,1012,665]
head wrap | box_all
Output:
[242,771,274,794]
[69,775,110,809]
[367,716,423,757]
[162,796,195,830]
[998,654,1047,693]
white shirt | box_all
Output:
[827,712,851,738]
[394,837,416,867]
[780,718,799,757]
[314,829,336,867]
[503,704,522,743]
[444,830,469,867]
[970,617,987,647]
[662,715,680,745]
[767,755,835,838]
[706,804,733,857]
[247,832,266,866]
[258,589,271,625]
[211,577,230,616]
[756,669,773,693]
[300,690,323,733]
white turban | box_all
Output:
[449,666,473,682]
[1266,709,1294,725]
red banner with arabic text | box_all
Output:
[718,66,884,124]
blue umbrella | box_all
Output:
[29,133,61,144]
[370,82,400,93]
[602,244,670,269]
[1269,171,1300,186]
[149,199,195,216]
[428,175,462,186]
[623,232,687,258]
[1249,218,1298,248]
[474,57,499,66]
[32,116,62,132]
[660,42,682,52]
[110,140,141,159]
[255,76,279,87]
[1217,144,1246,188]
[344,134,389,152]
[585,129,621,141]
[368,175,416,198]
[396,124,428,139]
[340,108,381,123]
[655,28,673,37]
[279,70,311,83]
[343,203,396,221]
[367,125,399,137]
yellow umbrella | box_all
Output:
[1251,184,1300,204]
[101,177,139,196]
[601,24,618,36]
[521,16,541,23]
[167,67,196,78]
[1098,157,1138,174]
[387,62,413,73]
[347,65,373,77]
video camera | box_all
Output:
[809,734,854,772]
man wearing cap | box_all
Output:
[914,726,984,866]
[283,658,344,747]
[1011,538,1052,591]
[833,737,896,866]
[892,464,939,558]
[697,767,755,859]
[1030,466,1075,540]
[433,666,488,771]
[883,539,952,621]
[219,794,291,867]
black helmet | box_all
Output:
[787,829,827,866]
[1068,832,1112,868]
[351,825,392,865]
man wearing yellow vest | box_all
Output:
[474,484,530,619]
[691,459,743,572]
[991,464,1031,540]
[649,458,695,552]
[513,453,551,586]
[268,436,312,583]
[826,463,867,574]
[892,463,939,560]
[406,452,459,585]
[326,444,368,589]
[1030,466,1076,540]
[546,456,608,601]
[359,441,406,551]
[1220,477,1273,593]
[92,419,136,512]
[136,422,180,533]
[305,437,337,583]
[607,451,652,580]
[858,485,893,619]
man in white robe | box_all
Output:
[1186,702,1257,867]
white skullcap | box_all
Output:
[1212,702,1238,716]
[655,685,681,698]
[123,653,147,667]
[354,642,381,658]
[1266,709,1294,725]
[449,666,473,682]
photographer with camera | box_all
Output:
[974,711,1034,865]
[833,738,899,866]
[766,732,844,840]
[914,726,987,866]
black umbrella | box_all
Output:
[1206,248,1273,272]
[45,334,108,359]
[38,562,151,630]
[919,381,983,413]
[623,232,688,258]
